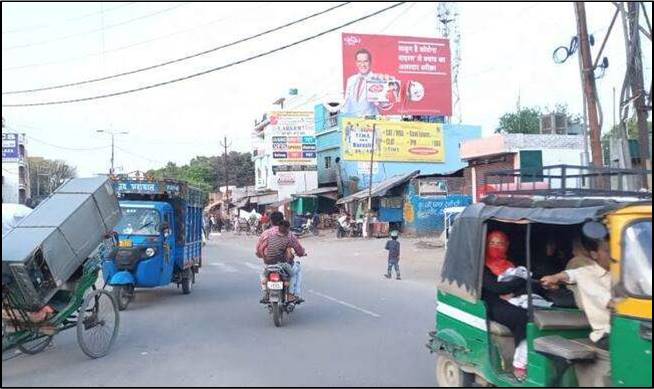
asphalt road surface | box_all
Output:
[2,233,438,387]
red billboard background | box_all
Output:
[341,33,451,117]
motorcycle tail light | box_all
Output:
[269,273,281,282]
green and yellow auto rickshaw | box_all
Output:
[427,167,651,387]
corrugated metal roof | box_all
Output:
[336,170,420,204]
[292,186,338,198]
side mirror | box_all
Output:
[583,221,608,240]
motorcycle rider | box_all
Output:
[256,212,306,303]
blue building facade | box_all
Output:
[314,104,482,193]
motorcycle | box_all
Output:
[291,219,318,238]
[261,263,301,327]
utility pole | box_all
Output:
[219,136,232,199]
[574,2,604,170]
[365,124,377,239]
[96,129,128,175]
[627,2,650,189]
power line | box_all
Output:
[114,145,166,164]
[3,3,272,72]
[3,2,406,107]
[2,2,137,34]
[3,2,352,95]
[25,134,111,151]
[3,3,189,51]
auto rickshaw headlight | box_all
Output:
[145,248,156,257]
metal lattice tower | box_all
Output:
[437,2,462,123]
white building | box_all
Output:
[2,132,31,204]
[252,111,318,202]
[460,133,586,202]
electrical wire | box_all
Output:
[2,3,272,72]
[114,145,166,164]
[25,134,111,151]
[2,2,137,34]
[3,2,406,107]
[3,3,189,51]
[3,2,351,94]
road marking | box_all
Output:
[209,262,238,273]
[308,289,381,318]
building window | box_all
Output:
[324,156,332,169]
[519,150,543,183]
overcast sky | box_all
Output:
[2,2,652,177]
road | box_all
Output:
[2,233,440,387]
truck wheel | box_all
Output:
[112,285,132,311]
[436,355,474,387]
[181,268,193,295]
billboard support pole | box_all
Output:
[366,124,376,239]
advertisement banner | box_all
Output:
[342,33,451,117]
[267,111,316,168]
[2,133,19,160]
[342,118,444,163]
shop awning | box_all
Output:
[292,186,338,200]
[204,200,223,213]
[269,197,294,208]
[250,192,278,205]
[233,197,250,208]
[336,170,420,205]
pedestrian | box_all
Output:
[210,214,216,232]
[384,230,401,280]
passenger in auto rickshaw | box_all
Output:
[541,233,612,350]
[481,230,530,379]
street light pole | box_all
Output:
[97,129,128,175]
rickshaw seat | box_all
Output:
[489,321,513,336]
[534,335,596,361]
[533,309,590,330]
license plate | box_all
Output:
[118,240,133,248]
[267,281,283,290]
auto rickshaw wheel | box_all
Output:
[17,335,53,355]
[76,290,119,359]
[436,355,474,387]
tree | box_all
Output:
[495,107,542,134]
[147,151,255,193]
[495,104,581,134]
[28,157,77,201]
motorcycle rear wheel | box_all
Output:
[272,302,283,327]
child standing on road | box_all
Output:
[384,230,401,280]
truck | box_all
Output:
[101,175,205,310]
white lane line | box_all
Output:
[308,289,381,318]
[209,262,238,273]
[244,262,262,272]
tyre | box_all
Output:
[181,268,194,295]
[435,355,474,387]
[272,302,283,327]
[76,290,119,359]
[112,285,132,311]
[17,335,53,355]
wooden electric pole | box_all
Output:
[220,136,232,199]
[574,2,604,169]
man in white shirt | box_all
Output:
[541,236,612,349]
[342,49,382,117]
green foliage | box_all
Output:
[28,157,77,200]
[147,152,254,192]
[495,103,581,134]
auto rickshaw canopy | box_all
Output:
[439,195,650,303]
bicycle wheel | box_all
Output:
[76,290,119,359]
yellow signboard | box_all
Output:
[341,118,444,162]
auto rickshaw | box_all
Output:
[427,166,652,387]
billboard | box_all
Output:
[342,118,444,163]
[267,111,316,168]
[2,133,19,160]
[342,33,451,117]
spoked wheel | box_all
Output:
[17,335,53,355]
[76,290,119,359]
[112,285,133,311]
[271,302,283,327]
[435,355,474,387]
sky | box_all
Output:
[2,2,652,177]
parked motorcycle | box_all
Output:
[261,264,300,327]
[291,219,318,238]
